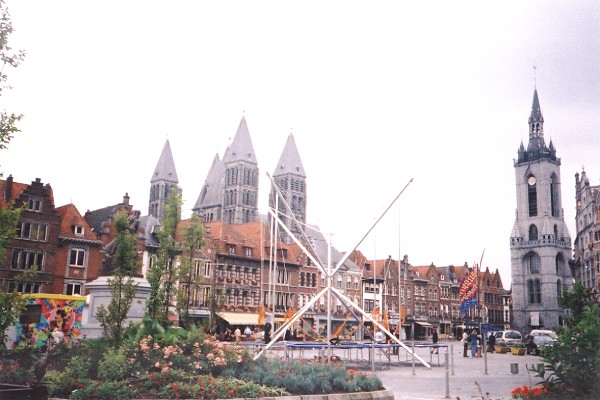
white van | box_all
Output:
[494,330,523,345]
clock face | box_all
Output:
[528,176,537,186]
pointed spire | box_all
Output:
[528,89,544,125]
[222,116,257,164]
[151,139,179,183]
[273,132,306,177]
[194,153,225,209]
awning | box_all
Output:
[415,321,433,327]
[217,312,260,326]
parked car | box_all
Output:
[493,330,523,346]
[524,334,556,355]
[529,329,558,339]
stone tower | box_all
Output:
[193,116,259,224]
[510,88,572,333]
[270,132,307,242]
[149,139,181,222]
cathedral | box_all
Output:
[148,116,307,241]
[510,88,573,334]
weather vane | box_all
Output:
[533,65,537,87]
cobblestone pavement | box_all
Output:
[373,341,545,400]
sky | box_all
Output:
[1,1,599,289]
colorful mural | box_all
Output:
[15,294,86,348]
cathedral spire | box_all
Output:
[151,139,179,184]
[149,139,181,221]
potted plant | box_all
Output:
[511,342,526,355]
[495,341,510,353]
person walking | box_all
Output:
[244,326,252,341]
[462,330,469,357]
[431,328,439,354]
[469,329,479,358]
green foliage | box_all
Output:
[147,188,182,324]
[239,358,383,395]
[532,282,600,396]
[0,1,25,150]
[96,211,139,347]
[177,214,205,329]
[44,355,93,397]
[70,380,137,400]
[98,348,129,381]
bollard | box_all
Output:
[510,363,519,374]
[444,352,450,399]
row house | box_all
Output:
[0,176,61,294]
[0,176,159,298]
[180,218,362,340]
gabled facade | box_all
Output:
[84,194,150,277]
[510,88,573,333]
[0,176,60,294]
[54,203,102,295]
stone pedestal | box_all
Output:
[81,276,151,339]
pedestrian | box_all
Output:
[431,328,439,354]
[244,326,252,341]
[374,329,385,343]
[462,330,469,357]
[476,332,483,357]
[234,327,241,342]
[469,329,479,358]
[487,332,496,352]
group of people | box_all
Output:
[461,328,486,357]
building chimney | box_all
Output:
[5,174,13,201]
[122,193,130,205]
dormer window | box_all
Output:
[227,245,235,254]
[28,198,42,212]
[245,247,252,257]
[74,225,84,236]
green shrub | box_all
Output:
[98,348,128,381]
[70,380,136,400]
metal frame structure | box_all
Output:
[255,174,429,368]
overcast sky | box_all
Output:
[2,1,599,288]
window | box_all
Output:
[526,252,541,274]
[203,261,212,277]
[28,198,42,212]
[227,245,235,254]
[528,224,538,241]
[245,247,252,257]
[527,279,542,304]
[11,250,44,270]
[16,222,48,241]
[69,248,85,267]
[528,176,538,217]
[8,281,41,294]
[550,174,559,218]
[66,282,82,295]
[74,225,84,236]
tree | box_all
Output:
[96,211,139,347]
[533,282,600,397]
[0,1,26,350]
[176,214,205,329]
[147,188,181,325]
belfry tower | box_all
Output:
[510,88,572,333]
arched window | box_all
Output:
[528,175,538,217]
[555,253,565,275]
[526,252,541,274]
[529,224,538,241]
[550,173,559,217]
[527,278,542,304]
